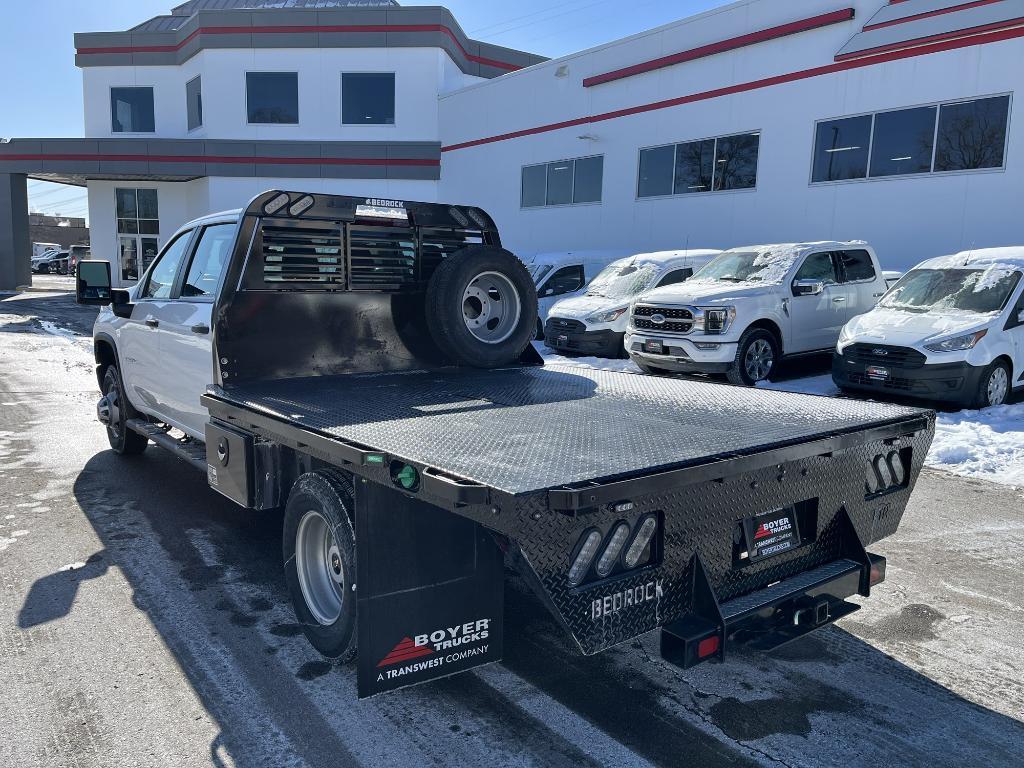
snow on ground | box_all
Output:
[540,344,1023,488]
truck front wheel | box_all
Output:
[101,366,148,455]
[726,328,779,386]
[283,470,358,661]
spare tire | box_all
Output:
[425,245,538,368]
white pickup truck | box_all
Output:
[625,242,888,385]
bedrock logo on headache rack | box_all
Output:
[375,618,491,682]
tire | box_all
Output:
[726,327,780,386]
[971,360,1011,409]
[635,360,671,375]
[101,366,148,455]
[425,245,538,368]
[283,470,358,661]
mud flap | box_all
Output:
[355,481,504,698]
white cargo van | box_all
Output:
[520,251,625,335]
[544,249,720,357]
[834,248,1024,408]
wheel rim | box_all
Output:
[462,271,522,344]
[295,510,346,626]
[987,366,1008,406]
[744,339,774,381]
[103,377,124,439]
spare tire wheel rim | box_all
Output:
[462,271,522,344]
[295,509,345,625]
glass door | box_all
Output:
[116,188,160,283]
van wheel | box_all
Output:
[425,245,538,368]
[971,360,1010,409]
[726,328,779,386]
[101,366,148,455]
[283,470,357,661]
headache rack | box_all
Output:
[236,192,501,292]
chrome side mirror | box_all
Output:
[792,279,825,297]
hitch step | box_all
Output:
[126,419,207,472]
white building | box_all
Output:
[1,0,1021,288]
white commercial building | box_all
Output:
[1,0,1022,288]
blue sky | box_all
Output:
[1,0,724,220]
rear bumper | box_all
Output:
[832,353,985,403]
[662,553,885,667]
[545,326,625,357]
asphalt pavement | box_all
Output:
[1,287,1022,767]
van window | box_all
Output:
[541,265,585,297]
[656,268,692,288]
[838,250,876,282]
[794,253,838,284]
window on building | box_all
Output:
[110,87,155,133]
[935,95,1010,172]
[246,72,299,124]
[838,249,876,282]
[639,132,761,198]
[812,95,1010,183]
[812,115,872,182]
[870,106,936,178]
[521,156,604,208]
[540,265,585,297]
[182,224,234,298]
[674,139,715,194]
[341,73,395,125]
[186,76,203,131]
[117,188,161,282]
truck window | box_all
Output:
[837,249,876,282]
[656,268,692,288]
[793,252,837,285]
[181,224,234,298]
[141,230,193,300]
[541,265,585,297]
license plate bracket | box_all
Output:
[644,339,665,355]
[741,507,800,562]
[866,365,889,380]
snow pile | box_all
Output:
[928,405,1024,487]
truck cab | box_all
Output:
[91,210,238,439]
[625,242,887,384]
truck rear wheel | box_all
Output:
[425,245,538,368]
[283,470,358,661]
[101,366,148,455]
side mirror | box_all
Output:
[792,279,825,297]
[76,260,113,305]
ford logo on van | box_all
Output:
[650,314,667,325]
[872,348,889,356]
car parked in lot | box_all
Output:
[544,249,720,357]
[834,248,1024,408]
[520,250,625,336]
[625,242,888,384]
[31,249,70,274]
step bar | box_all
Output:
[126,418,207,472]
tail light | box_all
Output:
[596,523,630,576]
[624,516,658,568]
[568,530,602,586]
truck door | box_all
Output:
[156,222,234,438]
[118,229,195,417]
[787,251,847,353]
[836,248,885,321]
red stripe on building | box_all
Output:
[0,153,438,167]
[836,13,1024,59]
[76,24,521,71]
[862,0,1003,31]
[442,22,1024,153]
[583,8,856,88]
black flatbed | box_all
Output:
[208,364,926,496]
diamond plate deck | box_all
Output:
[217,364,927,495]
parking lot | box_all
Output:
[1,286,1023,768]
